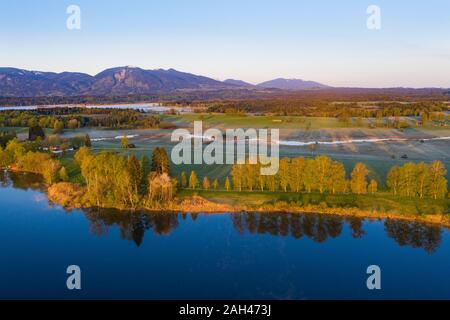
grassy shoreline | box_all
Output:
[46,183,450,228]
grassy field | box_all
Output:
[4,110,449,187]
[178,189,450,216]
[51,126,449,188]
[164,114,368,129]
[163,113,448,130]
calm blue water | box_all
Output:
[1,171,450,300]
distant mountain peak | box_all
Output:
[223,79,254,87]
[258,78,329,90]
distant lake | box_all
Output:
[1,171,450,299]
[0,103,192,113]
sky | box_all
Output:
[1,0,450,88]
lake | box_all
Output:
[0,103,192,113]
[1,171,450,300]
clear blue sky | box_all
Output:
[1,0,449,87]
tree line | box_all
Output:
[0,108,162,130]
[387,161,448,199]
[180,156,448,199]
[205,100,448,118]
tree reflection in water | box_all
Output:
[384,219,442,253]
[80,209,444,252]
[83,209,180,246]
[232,212,347,242]
[0,170,45,192]
[1,170,445,253]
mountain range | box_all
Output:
[0,66,330,97]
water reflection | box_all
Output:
[0,170,445,252]
[231,212,348,242]
[0,170,45,191]
[79,210,443,252]
[384,219,442,253]
[83,209,180,246]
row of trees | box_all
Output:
[387,162,448,199]
[0,108,162,130]
[180,157,373,195]
[179,156,447,199]
[206,100,448,118]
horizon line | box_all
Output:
[1,65,450,90]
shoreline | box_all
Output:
[47,183,450,229]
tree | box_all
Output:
[303,159,316,193]
[328,161,347,194]
[140,155,150,192]
[0,131,17,148]
[278,158,290,192]
[80,152,136,208]
[127,155,143,199]
[84,134,92,148]
[212,178,219,190]
[70,135,85,149]
[59,166,69,182]
[315,155,332,194]
[387,166,401,195]
[148,172,175,203]
[67,119,80,129]
[0,147,12,168]
[151,147,170,174]
[265,174,278,192]
[351,163,369,194]
[68,119,79,129]
[224,176,231,191]
[428,161,448,199]
[180,171,187,188]
[74,146,92,167]
[245,163,257,192]
[415,162,430,199]
[231,165,243,191]
[42,159,61,185]
[368,179,378,194]
[202,176,210,190]
[28,125,45,141]
[399,162,416,197]
[189,171,199,189]
[121,135,129,149]
[53,120,64,134]
[5,138,25,163]
[289,157,306,192]
[421,112,429,126]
